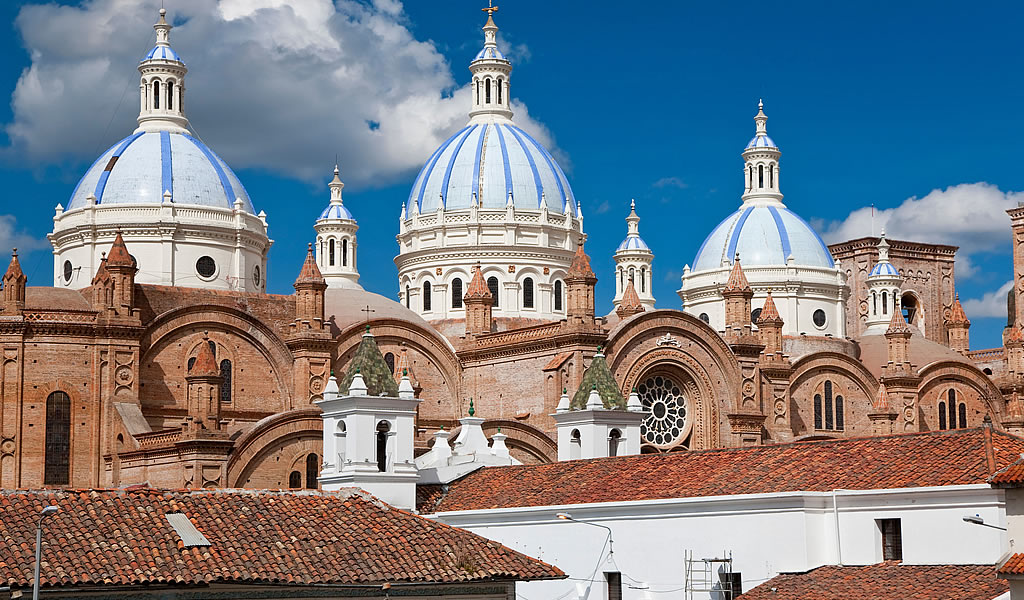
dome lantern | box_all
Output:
[314,165,362,290]
[136,8,189,134]
[614,200,655,309]
[469,3,513,121]
[741,100,782,204]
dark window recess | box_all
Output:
[376,421,390,472]
[384,352,395,374]
[405,285,410,309]
[813,309,827,328]
[63,260,73,282]
[720,572,743,599]
[523,277,535,309]
[880,519,903,561]
[750,308,761,323]
[958,402,967,429]
[305,453,319,489]
[342,238,348,266]
[835,395,844,431]
[196,256,216,278]
[452,279,463,309]
[187,357,196,371]
[487,277,500,307]
[554,281,563,311]
[288,471,301,489]
[423,281,432,311]
[605,572,622,600]
[824,380,834,430]
[813,394,823,429]
[219,360,232,404]
[329,239,335,266]
[699,313,710,324]
[44,391,71,486]
[938,401,947,430]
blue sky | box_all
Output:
[1,1,1022,349]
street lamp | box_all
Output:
[33,506,59,600]
[963,515,1007,531]
[556,512,614,557]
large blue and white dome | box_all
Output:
[407,122,576,214]
[692,204,835,271]
[67,131,254,213]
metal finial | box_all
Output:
[469,398,475,417]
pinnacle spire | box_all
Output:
[567,238,596,280]
[724,253,751,292]
[886,300,911,335]
[616,277,645,319]
[294,243,326,287]
[329,165,345,204]
[105,232,135,269]
[189,334,220,377]
[756,290,783,325]
[872,386,891,412]
[469,1,512,121]
[947,294,970,326]
[136,8,189,134]
[464,263,492,300]
[3,248,25,282]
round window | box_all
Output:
[813,309,827,328]
[637,374,687,448]
[699,313,710,324]
[196,256,217,279]
[750,308,762,323]
[62,260,72,283]
[253,265,262,287]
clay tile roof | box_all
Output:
[3,249,25,283]
[425,428,1024,513]
[339,330,399,397]
[0,488,563,591]
[566,239,596,280]
[91,258,111,285]
[615,278,644,318]
[989,453,1024,486]
[756,291,783,324]
[724,254,751,292]
[294,243,326,287]
[739,563,1006,600]
[999,553,1024,575]
[886,301,912,335]
[948,294,971,326]
[464,264,492,300]
[188,336,219,377]
[871,386,891,412]
[570,352,626,410]
[105,232,134,268]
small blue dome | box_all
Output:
[617,235,650,252]
[408,122,576,214]
[474,46,506,60]
[143,45,183,63]
[692,204,835,271]
[319,204,354,220]
[746,133,776,149]
[869,262,899,277]
[67,131,254,212]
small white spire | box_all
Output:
[400,202,407,220]
[431,428,453,461]
[490,429,510,458]
[349,370,367,396]
[585,386,603,410]
[627,388,644,412]
[506,190,514,207]
[162,189,172,203]
[329,165,345,204]
[324,372,340,401]
[398,369,415,399]
[556,388,570,413]
[154,8,171,47]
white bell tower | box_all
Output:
[314,166,361,290]
[741,100,782,204]
[135,8,189,134]
[613,200,655,308]
[469,4,513,122]
[864,232,904,334]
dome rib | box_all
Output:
[160,131,173,197]
[725,206,755,259]
[693,205,835,271]
[412,126,470,212]
[94,132,145,203]
[503,124,543,209]
[766,205,792,260]
[494,123,514,200]
[439,124,479,208]
[514,125,571,213]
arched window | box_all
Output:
[872,291,877,316]
[220,359,232,404]
[523,277,534,309]
[758,164,764,188]
[405,285,410,308]
[813,394,823,430]
[629,267,635,283]
[384,352,395,374]
[452,278,463,309]
[188,357,196,371]
[329,239,336,266]
[608,429,622,457]
[747,166,752,189]
[485,78,492,103]
[770,164,775,188]
[497,77,503,104]
[938,401,947,430]
[881,291,888,315]
[44,391,71,485]
[814,380,843,431]
[554,280,563,311]
[901,293,917,324]
[640,267,647,293]
[423,281,432,312]
[619,268,624,290]
[342,239,348,267]
[835,395,844,431]
[376,421,391,472]
[305,453,319,489]
[475,80,479,104]
[570,428,581,460]
[948,389,956,429]
[167,81,174,111]
[824,380,834,430]
[487,276,500,307]
[288,471,301,489]
[153,80,160,109]
[958,402,967,429]
[699,313,709,324]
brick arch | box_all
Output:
[789,352,879,438]
[226,408,323,488]
[917,361,1003,430]
[448,419,557,464]
[333,318,462,417]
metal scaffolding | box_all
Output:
[684,550,737,600]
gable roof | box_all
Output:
[738,562,1006,600]
[0,488,562,591]
[425,428,1024,513]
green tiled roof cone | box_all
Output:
[570,348,626,410]
[339,327,399,397]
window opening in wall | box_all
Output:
[640,267,647,293]
[405,285,410,308]
[605,572,622,600]
[305,453,319,489]
[422,281,432,312]
[879,518,903,561]
[813,309,827,328]
[220,360,232,404]
[497,77,503,104]
[959,402,967,428]
[608,429,622,457]
[44,391,71,486]
[770,165,774,188]
[815,380,843,431]
[872,291,877,316]
[750,308,762,323]
[167,81,174,111]
[758,164,764,187]
[902,294,917,324]
[824,380,834,430]
[523,277,534,309]
[376,421,391,472]
[570,429,581,460]
[554,280,563,311]
[288,471,301,489]
[940,389,966,430]
[153,80,160,109]
[882,291,888,314]
[619,268,624,290]
[188,357,196,371]
[196,256,216,279]
[699,313,710,324]
[384,352,395,374]
[63,260,73,283]
[835,395,844,430]
[747,166,752,189]
[485,78,491,103]
[342,239,348,267]
[329,239,335,266]
[487,276,500,307]
[452,278,463,309]
[814,393,823,429]
[629,267,635,284]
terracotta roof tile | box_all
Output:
[998,553,1024,575]
[427,428,1024,513]
[886,301,912,335]
[724,254,751,292]
[948,294,971,326]
[615,278,644,319]
[464,264,492,300]
[566,239,596,280]
[294,243,326,287]
[756,291,783,324]
[0,488,562,591]
[105,233,134,269]
[989,453,1024,485]
[739,562,1006,600]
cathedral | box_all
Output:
[0,8,1018,490]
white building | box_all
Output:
[395,10,583,323]
[678,102,847,337]
[49,9,271,292]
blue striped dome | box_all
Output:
[67,131,254,213]
[617,235,650,252]
[869,262,899,277]
[475,46,506,60]
[407,121,576,214]
[692,204,835,271]
[746,133,776,149]
[319,204,354,220]
[143,45,182,63]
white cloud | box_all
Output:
[653,176,687,189]
[963,280,1013,319]
[0,215,47,255]
[820,183,1024,279]
[3,0,559,186]
[594,200,611,215]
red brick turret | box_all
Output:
[723,253,754,337]
[464,264,493,336]
[104,233,136,314]
[2,249,26,315]
[294,244,326,328]
[945,294,970,353]
[186,334,223,431]
[565,239,597,326]
[615,278,644,319]
[756,291,784,358]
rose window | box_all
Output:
[637,374,687,447]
